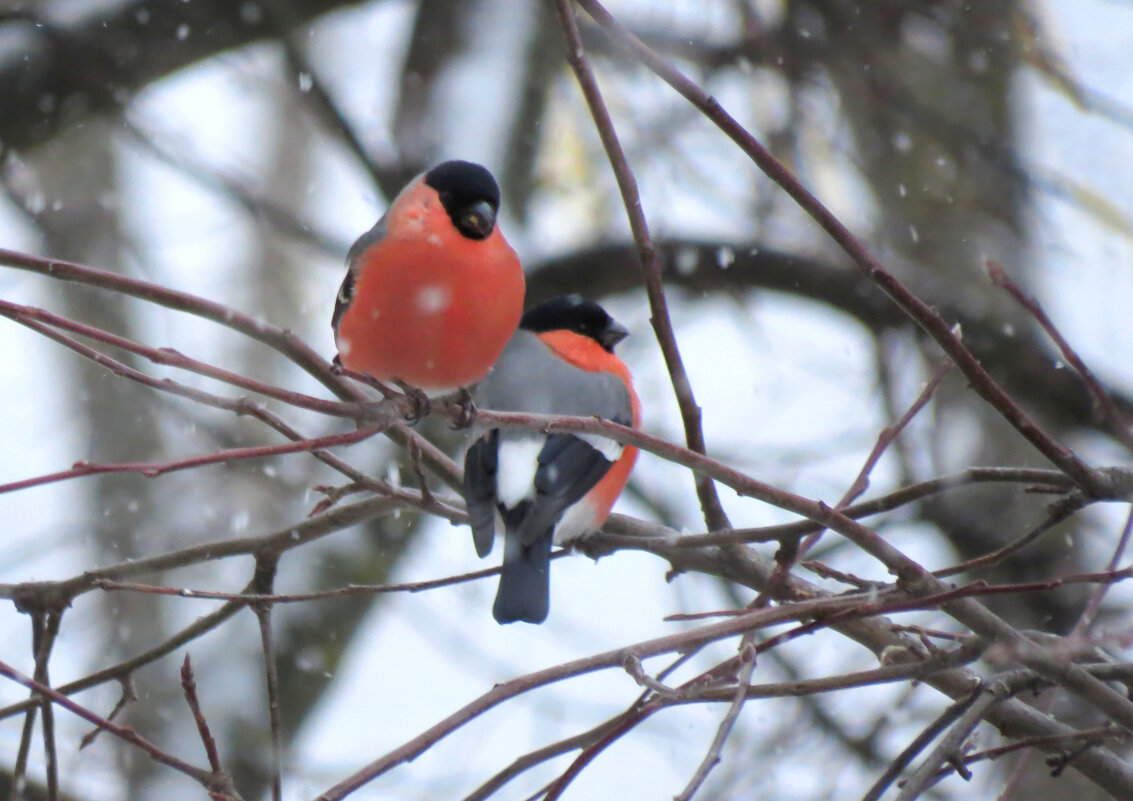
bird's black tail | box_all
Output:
[463,431,500,558]
[492,522,553,625]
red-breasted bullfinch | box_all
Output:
[463,296,640,624]
[332,161,525,395]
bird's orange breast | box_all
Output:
[336,187,524,393]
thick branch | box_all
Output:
[0,0,366,153]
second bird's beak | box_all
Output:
[600,321,629,350]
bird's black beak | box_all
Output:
[457,200,496,240]
[599,320,629,350]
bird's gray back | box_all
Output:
[474,331,632,426]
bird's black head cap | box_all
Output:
[424,160,501,240]
[521,295,629,352]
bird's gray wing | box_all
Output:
[332,214,388,332]
[473,331,632,423]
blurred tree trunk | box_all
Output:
[21,121,171,798]
[218,5,486,788]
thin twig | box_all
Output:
[180,655,243,800]
[859,685,984,801]
[988,260,1133,452]
[762,647,886,769]
[0,495,409,609]
[675,639,757,800]
[552,0,731,530]
[896,674,1027,801]
[10,611,63,801]
[0,500,435,725]
[251,556,284,801]
[541,707,654,801]
[0,588,251,723]
[0,657,214,787]
[1075,504,1133,635]
[0,424,385,495]
[466,410,1129,543]
[604,468,1075,549]
[90,558,520,603]
[38,612,62,801]
[462,714,630,801]
[935,726,1129,790]
[934,494,1089,577]
[573,0,1111,499]
[1000,503,1133,799]
[0,247,463,489]
[622,654,682,699]
[0,299,364,419]
[465,650,708,801]
[311,595,883,801]
[844,363,955,510]
[180,655,224,776]
[79,678,136,750]
[0,302,409,506]
[406,437,435,508]
[0,248,345,397]
[12,617,39,798]
[758,360,952,606]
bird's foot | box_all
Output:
[395,380,430,424]
[450,388,477,430]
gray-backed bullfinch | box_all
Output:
[332,160,525,396]
[463,296,640,624]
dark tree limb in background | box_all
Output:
[529,240,1133,438]
[0,0,366,152]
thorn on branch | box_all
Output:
[947,748,975,782]
[622,653,682,699]
[1047,738,1097,778]
[308,482,365,517]
[80,676,137,750]
[800,560,879,589]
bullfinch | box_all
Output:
[463,296,640,624]
[332,160,525,396]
